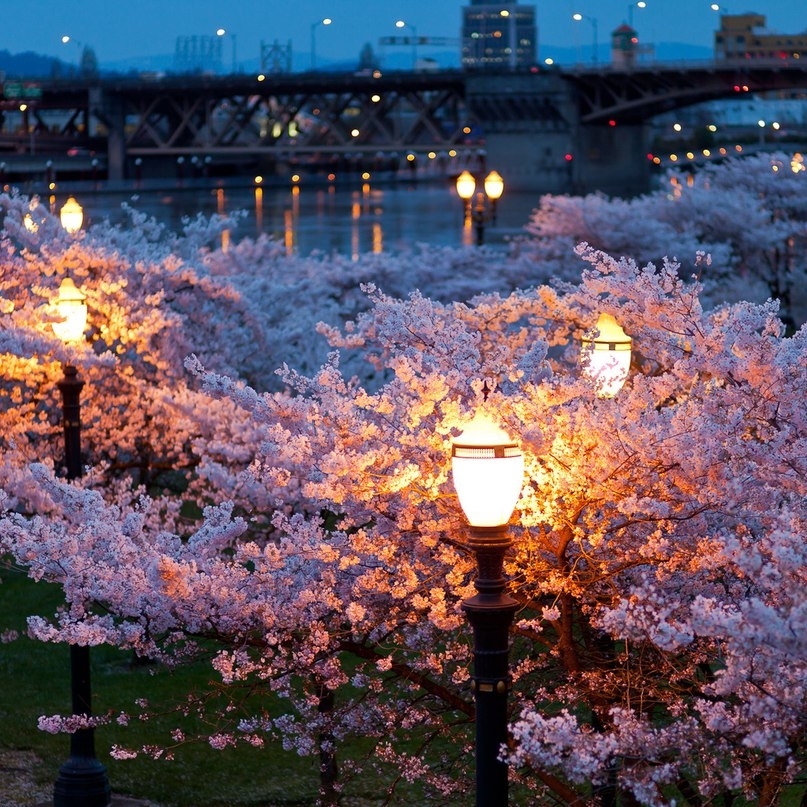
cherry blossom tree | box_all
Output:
[520,151,807,326]
[1,178,806,806]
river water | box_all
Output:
[71,178,541,257]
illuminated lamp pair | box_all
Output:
[23,197,83,235]
[455,170,505,246]
[455,169,504,204]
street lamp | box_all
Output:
[451,409,524,807]
[60,196,84,235]
[215,27,237,73]
[572,13,599,64]
[50,278,111,807]
[627,1,647,26]
[581,312,632,398]
[483,170,504,224]
[454,170,505,246]
[60,35,81,71]
[395,19,418,69]
[52,278,87,346]
[455,169,476,220]
[310,18,332,70]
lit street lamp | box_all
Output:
[310,18,333,70]
[455,169,476,219]
[451,410,524,807]
[455,169,505,246]
[60,34,82,71]
[627,1,647,26]
[572,12,599,64]
[395,19,418,69]
[581,312,632,398]
[51,276,111,807]
[60,196,84,235]
[448,318,630,804]
[483,170,504,223]
[216,27,238,73]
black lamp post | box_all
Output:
[451,410,524,807]
[51,276,111,807]
[310,17,332,70]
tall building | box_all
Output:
[461,2,537,70]
[714,13,807,60]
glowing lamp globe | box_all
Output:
[60,196,84,234]
[483,170,504,201]
[52,277,88,343]
[451,411,524,528]
[455,170,476,202]
[581,313,632,398]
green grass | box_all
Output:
[7,563,806,807]
[0,562,473,807]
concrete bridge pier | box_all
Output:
[90,87,127,182]
[572,122,652,197]
[467,72,652,197]
[481,128,575,194]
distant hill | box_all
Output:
[0,49,64,79]
[540,41,713,65]
[0,40,714,80]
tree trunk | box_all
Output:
[317,684,339,807]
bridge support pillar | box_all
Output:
[466,72,653,196]
[91,88,126,183]
[482,129,576,194]
[572,123,651,197]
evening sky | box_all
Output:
[3,1,806,70]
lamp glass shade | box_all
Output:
[581,312,632,398]
[451,411,523,527]
[52,277,87,343]
[60,196,84,234]
[483,170,504,200]
[455,170,476,201]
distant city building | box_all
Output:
[714,13,807,60]
[461,2,537,70]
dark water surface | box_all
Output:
[74,179,540,256]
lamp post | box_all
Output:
[581,312,632,398]
[483,170,504,224]
[627,1,647,26]
[60,197,84,235]
[395,19,418,69]
[215,27,237,73]
[51,278,111,807]
[310,18,332,70]
[454,170,505,246]
[455,169,476,222]
[60,35,81,72]
[572,13,599,64]
[451,410,524,807]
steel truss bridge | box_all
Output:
[563,60,807,124]
[2,60,806,186]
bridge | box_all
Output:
[2,59,806,193]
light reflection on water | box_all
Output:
[70,180,539,257]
